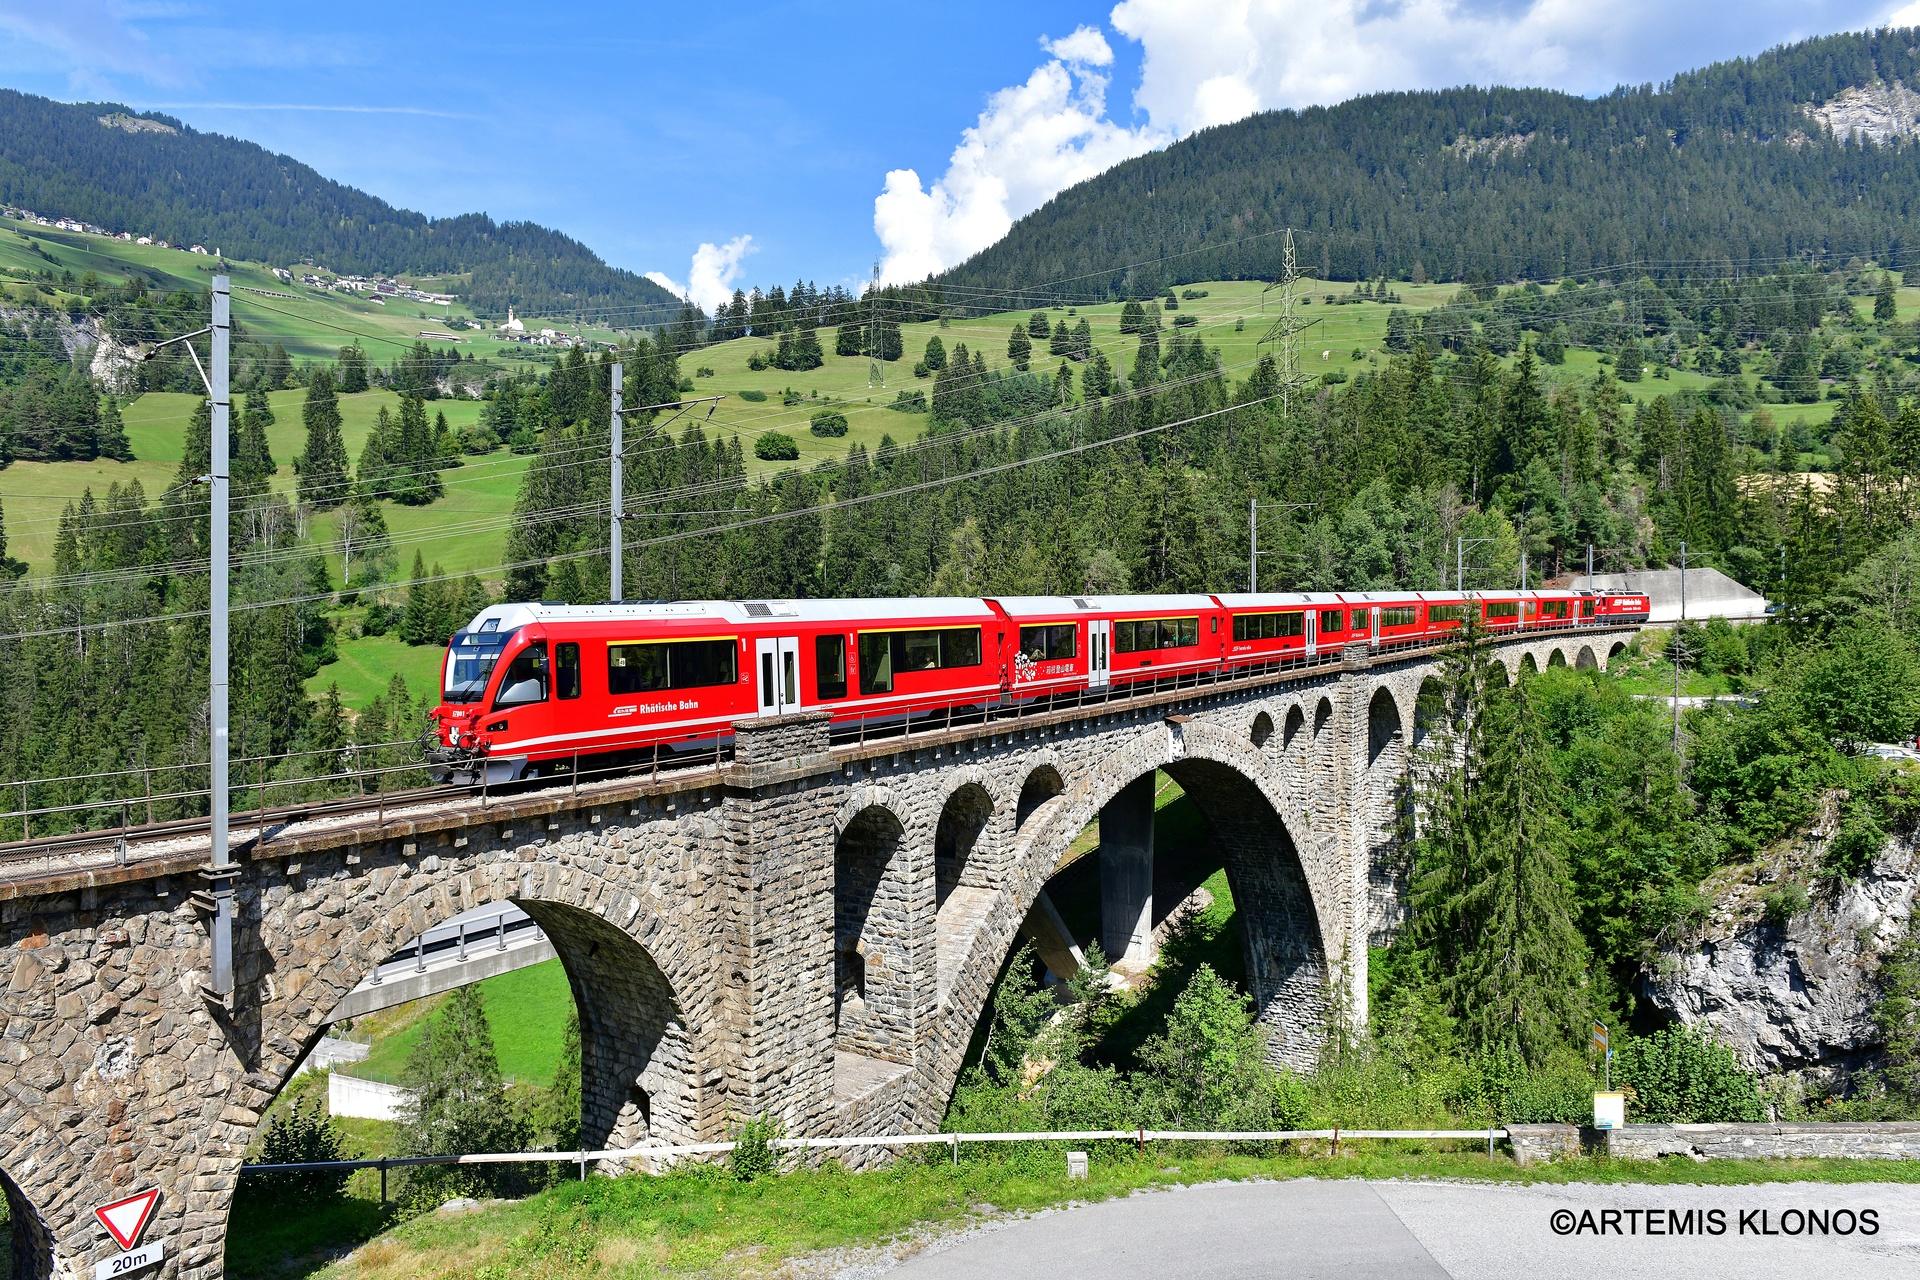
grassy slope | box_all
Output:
[347,958,573,1090]
[7,246,1863,708]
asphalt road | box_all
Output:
[884,1179,1920,1279]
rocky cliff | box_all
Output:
[1649,793,1918,1093]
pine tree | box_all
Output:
[398,985,525,1184]
[1119,300,1146,336]
[394,392,442,504]
[923,335,947,371]
[1086,350,1116,398]
[1007,323,1032,371]
[1614,338,1644,383]
[835,324,864,357]
[335,491,392,587]
[1048,317,1071,357]
[236,386,277,493]
[95,395,132,461]
[337,343,370,394]
[296,368,350,509]
[1876,272,1899,324]
[1054,360,1074,406]
[1411,621,1591,1065]
[535,1008,583,1150]
[1027,311,1051,339]
[400,552,443,645]
[1130,331,1161,390]
[1071,316,1092,360]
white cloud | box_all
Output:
[647,234,756,314]
[873,26,1165,283]
[0,0,185,84]
[877,1,1909,277]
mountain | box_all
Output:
[0,90,679,323]
[937,29,1920,300]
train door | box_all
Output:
[754,636,802,716]
[1305,609,1318,656]
[1369,605,1381,648]
[1087,620,1111,689]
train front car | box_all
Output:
[428,600,759,785]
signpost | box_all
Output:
[92,1189,163,1279]
[1591,1021,1621,1129]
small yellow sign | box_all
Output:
[1591,1021,1608,1052]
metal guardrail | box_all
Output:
[242,1126,1514,1197]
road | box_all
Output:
[881,1179,1920,1279]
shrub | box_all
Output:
[1825,797,1887,880]
[737,389,767,402]
[247,1095,351,1206]
[1759,880,1810,926]
[889,389,928,413]
[1173,313,1198,328]
[746,351,769,371]
[1181,288,1209,299]
[694,365,714,378]
[729,1114,785,1181]
[753,432,798,461]
[809,410,848,437]
[1613,1027,1767,1122]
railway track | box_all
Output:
[0,621,1627,880]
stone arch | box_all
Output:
[1576,644,1599,671]
[1412,675,1449,747]
[934,722,1339,1091]
[934,782,994,911]
[1547,648,1568,668]
[1,1141,60,1280]
[1312,696,1334,738]
[1250,709,1275,748]
[1519,652,1539,676]
[1015,763,1065,831]
[1281,703,1306,753]
[834,804,914,1067]
[1608,640,1628,662]
[1488,662,1510,688]
[1367,686,1403,769]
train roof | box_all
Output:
[459,597,1000,634]
[1213,592,1347,607]
[988,594,1218,618]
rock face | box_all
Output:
[1650,807,1918,1090]
[1807,82,1920,143]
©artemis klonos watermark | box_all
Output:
[1548,1207,1881,1237]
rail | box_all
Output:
[241,1125,1514,1196]
[0,617,1623,869]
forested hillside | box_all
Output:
[938,29,1920,300]
[0,91,678,321]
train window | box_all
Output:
[1232,612,1304,641]
[1351,609,1370,632]
[493,642,549,709]
[1428,605,1468,624]
[556,642,581,699]
[444,627,515,703]
[1019,624,1077,661]
[1379,606,1418,628]
[1320,610,1343,634]
[1117,617,1201,651]
[1541,600,1569,620]
[858,633,893,694]
[607,638,737,694]
[1484,602,1519,620]
[857,627,983,694]
[816,635,848,700]
[1581,599,1596,618]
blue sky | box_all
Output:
[2,2,1915,307]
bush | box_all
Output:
[1825,797,1887,879]
[809,409,849,437]
[889,389,928,413]
[361,602,399,636]
[1181,288,1209,299]
[737,388,767,402]
[753,432,798,461]
[507,425,539,454]
[694,365,714,378]
[728,1114,785,1181]
[247,1095,351,1206]
[1758,880,1810,926]
[1173,313,1198,328]
[1613,1027,1767,1122]
[746,351,770,371]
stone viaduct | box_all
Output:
[0,628,1631,1279]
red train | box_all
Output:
[427,588,1650,784]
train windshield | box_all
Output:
[443,626,519,702]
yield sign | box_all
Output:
[94,1189,161,1250]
